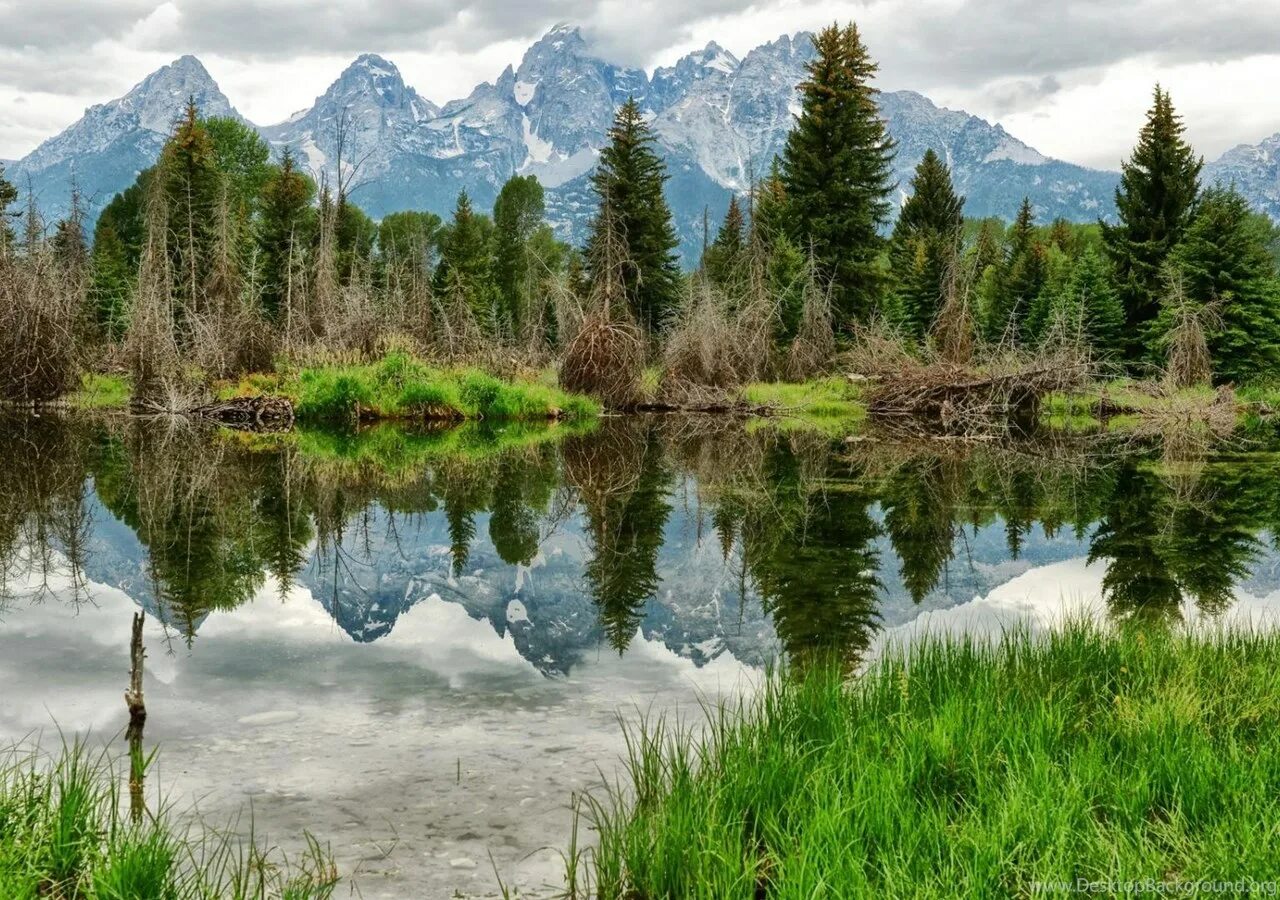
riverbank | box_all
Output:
[57,359,872,432]
[0,741,338,898]
[578,623,1280,897]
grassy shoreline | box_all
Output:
[0,741,337,899]
[577,624,1280,897]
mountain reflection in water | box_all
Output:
[5,415,1280,672]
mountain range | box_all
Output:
[5,25,1278,260]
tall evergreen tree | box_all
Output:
[889,149,964,340]
[89,224,133,339]
[1102,85,1202,360]
[781,22,896,327]
[493,174,546,338]
[1167,188,1280,384]
[702,195,747,288]
[257,149,316,321]
[586,98,682,333]
[160,99,220,316]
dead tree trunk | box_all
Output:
[125,611,147,823]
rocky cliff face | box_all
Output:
[1205,133,1280,219]
[10,27,1127,257]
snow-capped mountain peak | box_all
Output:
[10,26,1132,260]
[7,54,237,222]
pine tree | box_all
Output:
[493,174,546,338]
[160,98,220,317]
[750,157,790,249]
[89,224,133,339]
[889,149,964,340]
[985,198,1045,343]
[0,163,17,259]
[1047,217,1077,254]
[257,149,316,321]
[702,195,747,289]
[434,190,497,326]
[1070,246,1125,358]
[586,98,682,333]
[1168,188,1280,384]
[781,23,896,327]
[768,235,808,345]
[1025,242,1071,345]
[1102,85,1202,360]
[51,190,90,278]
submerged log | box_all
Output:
[192,395,295,430]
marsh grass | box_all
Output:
[739,378,866,436]
[578,623,1280,898]
[0,740,338,899]
[218,352,599,424]
[66,374,131,411]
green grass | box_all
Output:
[0,741,338,899]
[581,623,1280,898]
[219,353,599,424]
[1042,380,1238,435]
[66,374,130,410]
[739,378,866,434]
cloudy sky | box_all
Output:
[2,0,1278,167]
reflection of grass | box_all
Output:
[1039,394,1102,432]
[222,419,596,480]
[218,352,599,424]
[581,623,1280,896]
[1043,380,1234,434]
[298,420,594,475]
[66,373,130,410]
[740,378,866,435]
[0,741,338,898]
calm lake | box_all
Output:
[3,415,1280,896]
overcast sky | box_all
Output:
[2,0,1278,167]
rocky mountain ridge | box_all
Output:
[2,26,1158,259]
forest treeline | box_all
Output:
[2,22,1280,408]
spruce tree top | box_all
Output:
[1102,85,1203,357]
[1112,86,1201,243]
[893,149,964,239]
[587,97,682,333]
[781,22,896,325]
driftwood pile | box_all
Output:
[853,333,1092,437]
[866,362,1089,435]
[191,395,295,430]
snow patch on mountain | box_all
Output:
[983,136,1049,165]
[522,115,554,164]
[514,80,537,107]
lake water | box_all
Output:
[3,415,1280,896]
